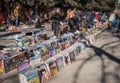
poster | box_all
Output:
[74,48,79,56]
[26,69,40,83]
[69,51,75,62]
[64,54,71,65]
[49,48,56,57]
[16,38,23,47]
[17,61,30,74]
[4,52,27,73]
[41,51,50,61]
[28,75,40,83]
[4,59,16,73]
[35,33,47,43]
[76,46,81,53]
[56,57,64,70]
[23,37,30,46]
[36,63,50,76]
[34,62,50,83]
[61,42,66,51]
[0,61,3,73]
[30,58,41,68]
[49,61,58,76]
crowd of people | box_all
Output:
[51,8,120,38]
[0,1,120,34]
[0,1,49,31]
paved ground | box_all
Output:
[1,25,120,83]
[0,23,53,50]
[45,31,120,83]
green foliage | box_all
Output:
[7,0,118,11]
[38,0,117,11]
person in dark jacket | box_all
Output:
[51,8,64,38]
[68,15,79,32]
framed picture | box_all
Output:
[28,75,40,83]
[35,34,43,43]
[51,41,57,48]
[61,42,66,51]
[29,50,41,62]
[49,61,58,76]
[0,61,3,73]
[16,38,23,47]
[41,51,50,61]
[55,46,60,54]
[64,54,71,65]
[77,46,81,54]
[35,33,47,43]
[37,63,51,83]
[4,52,26,73]
[36,63,50,75]
[69,51,75,62]
[17,61,30,74]
[56,57,64,70]
[74,48,79,56]
[25,69,40,83]
[4,58,16,73]
[22,37,30,47]
[49,48,56,57]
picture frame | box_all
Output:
[17,61,30,74]
[63,54,71,66]
[28,75,40,83]
[69,51,75,62]
[41,51,50,61]
[49,48,56,57]
[48,61,58,76]
[56,57,64,71]
[36,63,50,83]
[76,46,81,54]
[25,69,40,83]
[0,60,3,73]
[74,48,79,56]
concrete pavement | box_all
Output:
[46,31,120,83]
[1,26,120,83]
[0,23,53,50]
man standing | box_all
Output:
[14,6,20,26]
[51,8,64,38]
[116,14,120,33]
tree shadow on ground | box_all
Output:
[0,28,44,38]
[100,56,120,83]
[101,40,120,48]
[72,41,120,83]
[96,31,120,40]
[89,45,120,64]
[90,45,120,83]
[112,32,120,39]
[0,45,7,50]
[72,55,95,83]
[0,32,21,37]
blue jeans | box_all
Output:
[15,16,19,26]
[116,18,120,32]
